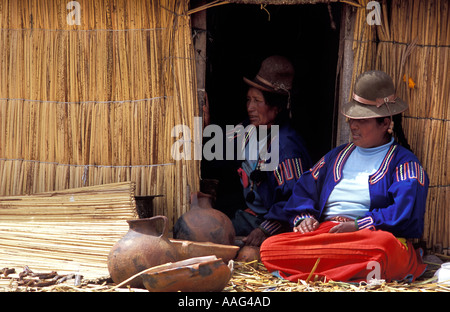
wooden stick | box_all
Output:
[305,258,321,283]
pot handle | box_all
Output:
[154,215,169,238]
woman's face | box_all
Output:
[246,87,279,127]
[348,117,390,148]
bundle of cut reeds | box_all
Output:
[379,0,448,251]
[0,0,200,229]
[0,182,137,279]
[370,0,448,250]
[349,0,449,251]
[348,0,378,96]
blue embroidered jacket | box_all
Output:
[230,120,312,235]
[284,142,429,238]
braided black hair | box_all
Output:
[261,90,289,110]
[261,90,290,123]
[376,115,411,151]
[392,114,411,151]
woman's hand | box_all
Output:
[294,218,319,234]
[242,228,267,246]
[329,221,357,233]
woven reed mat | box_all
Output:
[0,182,137,282]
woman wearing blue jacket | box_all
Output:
[260,70,429,283]
[210,56,312,247]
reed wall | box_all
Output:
[0,0,200,228]
[350,0,449,251]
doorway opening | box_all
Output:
[204,3,342,164]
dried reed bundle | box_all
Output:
[348,0,378,98]
[371,0,449,250]
[0,0,200,229]
[350,0,449,251]
[0,182,137,279]
[187,0,230,15]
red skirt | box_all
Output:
[260,221,426,283]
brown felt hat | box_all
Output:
[342,70,408,119]
[243,55,294,95]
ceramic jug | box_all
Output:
[173,192,236,245]
[107,215,179,288]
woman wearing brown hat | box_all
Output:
[260,70,429,283]
[213,55,312,247]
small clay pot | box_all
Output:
[174,192,235,245]
[141,255,232,292]
[107,216,179,288]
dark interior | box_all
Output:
[200,3,342,218]
[204,3,342,164]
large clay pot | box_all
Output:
[173,192,236,245]
[107,216,179,288]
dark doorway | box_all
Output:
[205,3,342,164]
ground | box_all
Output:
[1,254,449,292]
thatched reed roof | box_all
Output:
[226,0,338,4]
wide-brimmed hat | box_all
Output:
[342,70,408,119]
[243,55,294,95]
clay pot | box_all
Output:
[173,192,235,245]
[141,255,232,292]
[236,246,261,268]
[107,216,179,288]
[170,238,239,263]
